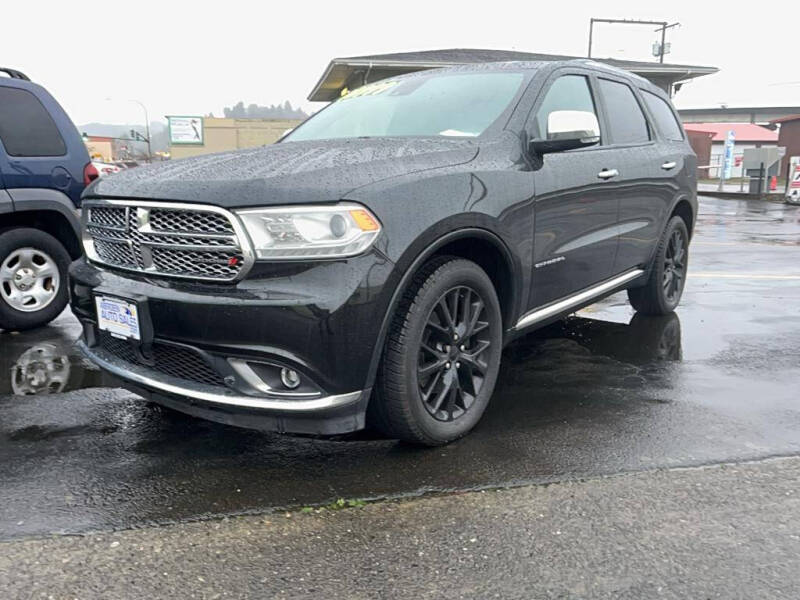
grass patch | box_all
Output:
[301,498,367,513]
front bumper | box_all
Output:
[69,251,393,435]
[78,340,370,434]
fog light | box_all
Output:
[280,368,301,389]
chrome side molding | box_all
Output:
[514,269,644,332]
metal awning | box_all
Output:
[308,48,718,101]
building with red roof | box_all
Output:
[682,123,778,143]
[682,123,778,178]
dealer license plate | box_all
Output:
[95,296,141,340]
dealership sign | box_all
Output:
[721,130,735,180]
[167,116,204,145]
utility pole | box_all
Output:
[654,21,681,63]
[588,18,679,63]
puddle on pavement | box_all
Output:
[0,329,111,396]
[502,311,683,391]
[697,198,800,241]
[0,309,683,400]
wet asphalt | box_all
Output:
[1,196,799,541]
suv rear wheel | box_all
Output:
[0,228,71,331]
[628,215,689,315]
[370,257,503,446]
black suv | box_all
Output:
[70,60,696,445]
[1,68,96,331]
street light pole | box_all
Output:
[105,97,153,162]
[129,99,152,162]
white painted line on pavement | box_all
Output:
[688,273,800,280]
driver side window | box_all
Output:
[534,75,599,141]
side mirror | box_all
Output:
[530,110,601,155]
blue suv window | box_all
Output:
[0,87,67,157]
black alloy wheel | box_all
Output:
[370,257,503,446]
[628,216,690,316]
[663,228,687,304]
[418,286,492,422]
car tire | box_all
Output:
[0,228,71,332]
[628,216,689,316]
[370,257,503,446]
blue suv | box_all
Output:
[0,68,96,330]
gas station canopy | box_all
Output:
[308,48,718,102]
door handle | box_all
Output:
[661,161,677,170]
[597,169,619,180]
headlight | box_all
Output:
[236,203,381,260]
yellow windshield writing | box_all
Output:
[340,80,398,100]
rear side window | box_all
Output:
[0,87,67,156]
[598,79,650,145]
[641,90,684,141]
[534,75,598,140]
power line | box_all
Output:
[587,18,680,63]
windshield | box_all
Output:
[285,71,526,142]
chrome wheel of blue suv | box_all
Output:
[0,228,70,331]
[1,247,60,312]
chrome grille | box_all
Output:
[87,206,127,229]
[93,238,137,268]
[150,247,243,278]
[150,209,233,234]
[84,202,251,281]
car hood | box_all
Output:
[86,137,479,207]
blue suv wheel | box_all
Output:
[0,228,71,330]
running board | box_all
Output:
[514,269,645,332]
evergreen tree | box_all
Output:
[222,101,308,120]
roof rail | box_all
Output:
[0,67,31,81]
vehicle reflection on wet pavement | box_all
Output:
[0,315,110,397]
[1,196,799,540]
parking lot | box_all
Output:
[1,195,799,545]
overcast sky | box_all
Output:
[2,0,798,127]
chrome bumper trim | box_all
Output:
[78,340,363,412]
[514,269,645,331]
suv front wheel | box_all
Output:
[0,228,71,331]
[371,257,503,446]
